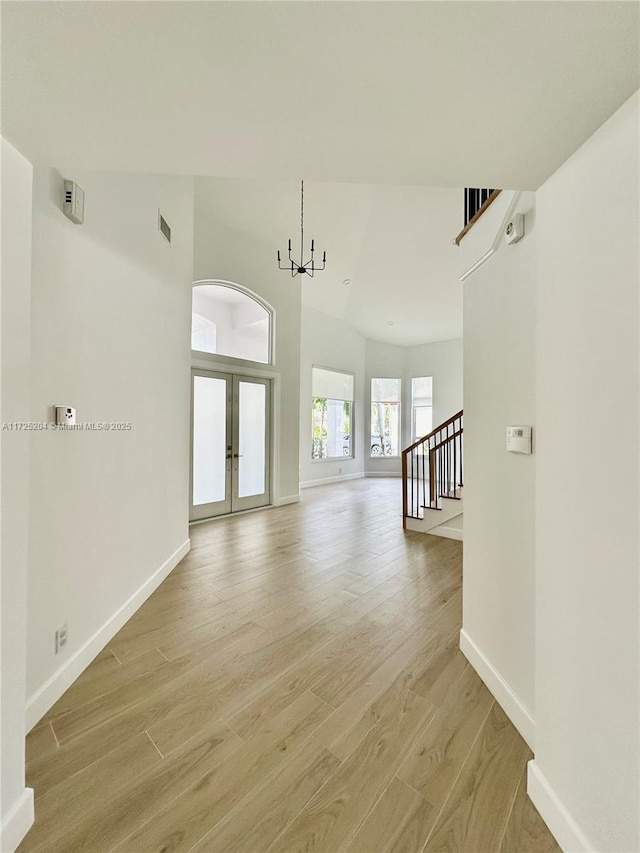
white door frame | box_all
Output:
[189,366,274,521]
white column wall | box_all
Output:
[0,138,34,852]
[532,91,639,853]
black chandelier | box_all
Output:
[277,180,327,278]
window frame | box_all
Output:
[370,377,402,459]
[311,366,356,463]
[411,376,434,442]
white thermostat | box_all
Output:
[506,425,532,454]
[63,180,85,224]
[505,213,524,244]
[55,405,77,426]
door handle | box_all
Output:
[233,454,244,458]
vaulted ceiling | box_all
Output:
[195,177,462,345]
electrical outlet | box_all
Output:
[55,624,68,654]
[338,467,342,474]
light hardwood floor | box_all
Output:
[19,478,559,853]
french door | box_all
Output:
[190,370,271,521]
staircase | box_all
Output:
[402,410,463,540]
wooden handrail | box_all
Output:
[403,409,464,455]
[430,427,463,452]
[453,189,502,246]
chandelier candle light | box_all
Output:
[277,180,327,278]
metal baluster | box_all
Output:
[448,423,452,496]
[447,434,450,497]
[453,425,457,497]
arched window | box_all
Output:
[191,281,273,365]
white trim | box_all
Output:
[300,472,365,489]
[1,787,34,853]
[189,506,270,525]
[459,247,496,281]
[273,494,300,506]
[364,471,402,478]
[459,627,535,749]
[527,760,595,853]
[25,539,190,731]
[427,525,463,541]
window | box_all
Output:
[191,282,272,364]
[191,312,217,354]
[412,376,433,440]
[311,368,354,460]
[370,378,400,457]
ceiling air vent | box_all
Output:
[158,211,172,245]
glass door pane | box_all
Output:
[238,381,266,498]
[190,371,231,520]
[232,376,270,511]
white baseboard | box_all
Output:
[25,539,190,731]
[428,525,463,541]
[527,760,594,852]
[1,787,34,853]
[459,628,535,749]
[364,472,402,478]
[274,494,300,506]
[300,472,364,489]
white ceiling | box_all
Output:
[2,2,638,189]
[2,1,638,346]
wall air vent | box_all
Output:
[158,211,172,245]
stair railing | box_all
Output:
[402,410,463,528]
[454,189,501,246]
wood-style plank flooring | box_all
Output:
[19,479,559,853]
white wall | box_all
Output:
[406,339,463,430]
[460,191,537,746]
[0,139,34,852]
[26,169,194,723]
[193,178,301,503]
[532,91,639,853]
[299,306,366,486]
